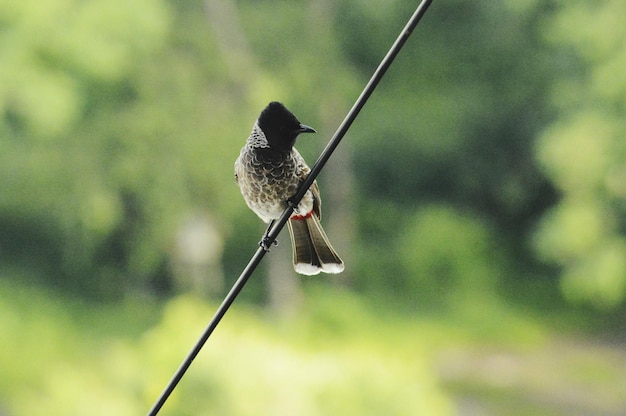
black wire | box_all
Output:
[147,1,433,414]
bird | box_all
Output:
[234,101,344,275]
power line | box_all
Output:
[147,1,434,414]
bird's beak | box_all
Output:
[297,124,316,134]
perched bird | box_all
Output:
[235,102,344,275]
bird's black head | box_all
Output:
[257,102,316,152]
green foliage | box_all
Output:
[0,281,457,416]
[398,206,501,303]
[4,276,625,416]
[0,0,175,296]
[350,0,555,234]
[144,294,453,416]
[0,0,624,319]
[2,0,626,413]
[2,1,626,415]
[0,0,258,297]
[533,0,626,308]
[0,0,169,135]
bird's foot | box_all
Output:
[259,236,278,251]
[287,198,299,214]
[259,220,278,251]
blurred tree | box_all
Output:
[3,0,621,314]
[0,0,273,298]
[0,0,173,297]
[0,0,358,302]
[399,206,502,305]
[348,0,556,224]
[340,0,559,297]
[533,0,626,308]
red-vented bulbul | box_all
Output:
[235,102,344,275]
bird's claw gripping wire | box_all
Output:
[259,236,278,251]
[259,198,297,251]
[286,197,300,215]
[259,220,279,251]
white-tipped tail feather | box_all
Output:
[294,263,323,276]
[287,215,344,275]
[294,259,345,276]
[320,262,344,274]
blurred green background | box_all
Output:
[1,0,625,414]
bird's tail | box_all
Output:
[287,215,344,275]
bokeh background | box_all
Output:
[1,0,625,414]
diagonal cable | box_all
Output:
[147,1,434,414]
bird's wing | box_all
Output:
[294,149,322,220]
[309,180,322,220]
